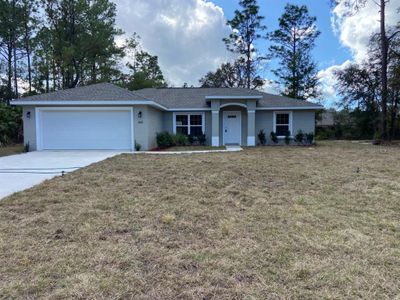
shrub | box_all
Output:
[284,131,291,145]
[0,103,22,146]
[294,130,304,145]
[156,132,174,149]
[134,141,142,151]
[315,127,335,140]
[270,131,278,144]
[157,132,206,148]
[258,129,266,145]
[305,132,314,145]
[188,133,206,146]
[197,134,206,146]
[173,133,189,146]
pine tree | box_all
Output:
[269,4,320,100]
[223,0,266,89]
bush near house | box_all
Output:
[284,131,292,145]
[295,130,305,144]
[270,131,278,144]
[157,132,207,149]
[258,129,266,145]
[0,103,22,146]
[156,132,175,149]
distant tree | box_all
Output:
[0,0,24,101]
[119,35,166,90]
[268,4,320,100]
[42,0,123,88]
[200,61,243,88]
[223,0,266,89]
[335,62,380,137]
[331,0,397,139]
[20,0,38,94]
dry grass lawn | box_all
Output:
[0,144,24,157]
[0,141,399,299]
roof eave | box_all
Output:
[10,100,169,111]
[205,96,263,100]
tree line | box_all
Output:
[0,0,166,103]
[332,0,400,140]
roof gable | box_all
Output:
[134,87,322,109]
[16,83,149,102]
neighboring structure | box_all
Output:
[11,83,323,151]
[317,110,335,128]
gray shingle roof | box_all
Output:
[17,83,149,101]
[15,83,323,110]
[134,87,323,109]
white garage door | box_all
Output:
[37,108,133,150]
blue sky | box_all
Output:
[213,0,352,68]
[212,0,353,103]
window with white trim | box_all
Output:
[174,113,204,135]
[275,112,291,136]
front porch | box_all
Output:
[209,98,258,147]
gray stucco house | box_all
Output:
[11,83,323,151]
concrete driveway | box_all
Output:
[0,151,124,200]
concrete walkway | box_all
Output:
[0,151,123,200]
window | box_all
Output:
[174,113,204,135]
[274,112,292,136]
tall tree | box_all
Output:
[332,0,396,139]
[41,0,122,89]
[269,4,320,100]
[119,35,166,90]
[20,0,38,94]
[223,0,266,89]
[199,61,245,88]
[0,0,24,101]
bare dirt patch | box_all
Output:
[0,141,399,299]
[0,144,24,157]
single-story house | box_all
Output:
[11,83,323,151]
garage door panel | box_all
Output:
[39,109,133,150]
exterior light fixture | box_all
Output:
[138,111,142,119]
[26,111,31,119]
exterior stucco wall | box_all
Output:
[145,106,163,150]
[204,112,212,145]
[292,111,315,135]
[20,104,316,151]
[255,110,315,145]
[132,105,146,150]
[22,106,37,151]
[163,112,173,133]
[255,111,274,144]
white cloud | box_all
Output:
[318,60,352,107]
[263,79,280,94]
[331,0,400,62]
[319,0,400,108]
[114,0,232,86]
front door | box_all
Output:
[223,111,242,145]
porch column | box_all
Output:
[211,100,220,147]
[247,100,256,146]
